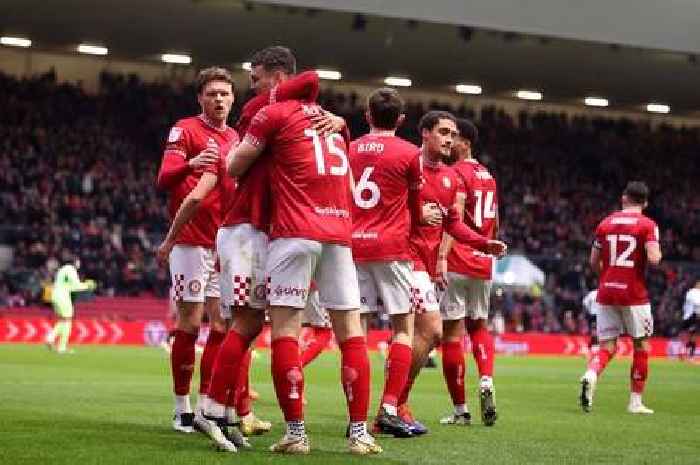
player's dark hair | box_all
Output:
[418,110,456,133]
[250,46,297,75]
[456,118,479,145]
[196,67,234,94]
[623,181,649,204]
[367,88,404,129]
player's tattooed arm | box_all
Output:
[156,172,218,265]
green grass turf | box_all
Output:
[1,345,698,465]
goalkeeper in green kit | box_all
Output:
[45,258,96,354]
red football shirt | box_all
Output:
[350,133,422,262]
[203,138,239,225]
[161,115,237,248]
[594,210,660,306]
[245,101,353,245]
[224,71,320,231]
[447,158,499,279]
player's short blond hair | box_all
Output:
[196,67,234,94]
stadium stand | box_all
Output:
[0,71,697,336]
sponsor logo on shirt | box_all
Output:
[611,217,638,225]
[352,231,378,240]
[603,282,628,289]
[314,206,349,218]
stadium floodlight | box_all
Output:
[516,90,543,101]
[161,53,191,65]
[584,97,609,107]
[384,76,412,87]
[241,62,252,71]
[0,36,32,47]
[456,84,482,95]
[316,69,342,80]
[646,103,670,114]
[77,44,108,56]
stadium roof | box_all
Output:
[2,0,700,115]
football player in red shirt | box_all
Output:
[202,48,321,444]
[438,118,500,426]
[155,67,237,440]
[349,88,439,438]
[579,181,662,414]
[227,98,382,455]
[397,111,507,433]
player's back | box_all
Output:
[349,134,421,262]
[595,210,659,306]
[447,158,498,279]
[246,100,352,245]
[455,159,498,238]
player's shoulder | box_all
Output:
[173,116,200,129]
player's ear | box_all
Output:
[365,110,373,126]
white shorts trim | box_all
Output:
[266,238,360,310]
[412,271,440,314]
[440,272,492,321]
[169,245,220,303]
[357,261,414,315]
[597,304,653,340]
[216,224,268,316]
[302,289,331,327]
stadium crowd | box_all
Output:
[0,70,697,336]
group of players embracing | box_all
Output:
[155,43,659,457]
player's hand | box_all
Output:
[86,279,97,291]
[422,202,443,226]
[188,147,219,170]
[311,110,346,136]
[485,240,507,258]
[156,240,175,266]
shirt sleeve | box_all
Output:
[645,220,660,244]
[236,95,268,134]
[244,106,281,148]
[156,124,192,190]
[272,71,320,103]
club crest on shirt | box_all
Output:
[188,279,202,295]
[168,126,183,142]
[443,176,451,189]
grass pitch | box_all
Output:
[1,344,698,465]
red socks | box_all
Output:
[340,337,371,422]
[170,329,197,396]
[467,323,494,378]
[441,340,466,406]
[631,349,649,394]
[301,327,333,367]
[199,330,225,395]
[272,337,304,421]
[236,349,253,417]
[208,330,250,406]
[588,348,614,376]
[398,373,416,407]
[381,342,412,407]
[171,329,198,395]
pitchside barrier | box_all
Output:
[0,316,687,358]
